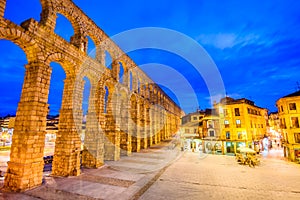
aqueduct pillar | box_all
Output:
[4,62,51,191]
[52,75,82,176]
[82,83,104,168]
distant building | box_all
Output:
[45,116,59,142]
[200,109,222,154]
[180,110,205,151]
[276,90,300,162]
[0,116,15,146]
[213,97,268,154]
[267,112,282,145]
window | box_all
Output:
[247,108,250,114]
[289,103,296,110]
[281,105,284,112]
[209,130,215,137]
[234,108,240,116]
[250,120,253,128]
[291,117,299,128]
[261,124,263,128]
[224,109,228,116]
[185,129,190,133]
[193,117,198,120]
[236,119,241,128]
[224,120,230,128]
[208,120,214,128]
[226,131,230,139]
[194,129,197,133]
[295,133,300,143]
[237,132,242,139]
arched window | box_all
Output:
[119,62,124,83]
[104,86,109,113]
[105,51,112,70]
[138,79,140,94]
[129,71,133,91]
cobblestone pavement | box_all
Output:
[140,151,300,200]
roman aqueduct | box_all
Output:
[0,0,182,191]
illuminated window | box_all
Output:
[291,117,299,128]
[226,131,230,139]
[224,120,230,128]
[238,132,242,139]
[289,103,296,110]
[295,133,300,143]
[236,119,241,128]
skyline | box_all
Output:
[1,0,300,116]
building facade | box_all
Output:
[214,97,268,155]
[276,90,300,162]
[180,110,204,152]
[200,109,222,154]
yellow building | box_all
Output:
[214,97,268,154]
[276,90,300,162]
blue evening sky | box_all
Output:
[1,0,300,116]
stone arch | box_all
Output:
[45,52,77,76]
[0,26,39,63]
[54,6,83,37]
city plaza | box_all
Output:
[1,138,300,199]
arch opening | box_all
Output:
[54,13,74,42]
[119,62,124,84]
[105,51,112,70]
[0,39,26,149]
[87,36,96,59]
[104,86,109,113]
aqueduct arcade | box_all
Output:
[0,0,182,191]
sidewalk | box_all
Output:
[0,140,181,200]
